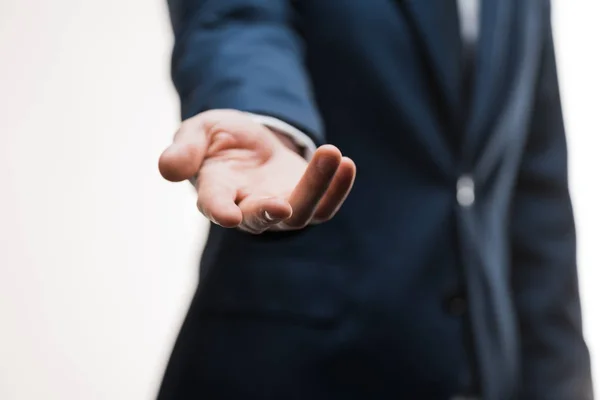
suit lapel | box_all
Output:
[463,0,513,161]
[401,0,463,121]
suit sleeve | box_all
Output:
[167,0,324,144]
[510,3,594,399]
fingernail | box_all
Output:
[264,210,275,222]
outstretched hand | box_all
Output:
[158,110,356,234]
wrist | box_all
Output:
[271,129,304,155]
[247,113,314,159]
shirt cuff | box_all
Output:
[248,113,317,160]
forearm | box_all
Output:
[167,0,324,144]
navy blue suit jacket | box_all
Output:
[159,1,593,399]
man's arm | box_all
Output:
[160,1,356,232]
[167,0,324,145]
[510,3,593,398]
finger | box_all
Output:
[285,145,342,228]
[159,118,207,182]
[197,181,242,228]
[313,157,356,222]
[238,196,293,234]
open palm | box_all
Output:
[158,110,356,234]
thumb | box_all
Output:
[158,119,208,182]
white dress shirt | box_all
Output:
[251,0,480,159]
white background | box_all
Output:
[0,1,597,398]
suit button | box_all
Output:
[457,175,475,207]
[445,294,468,316]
